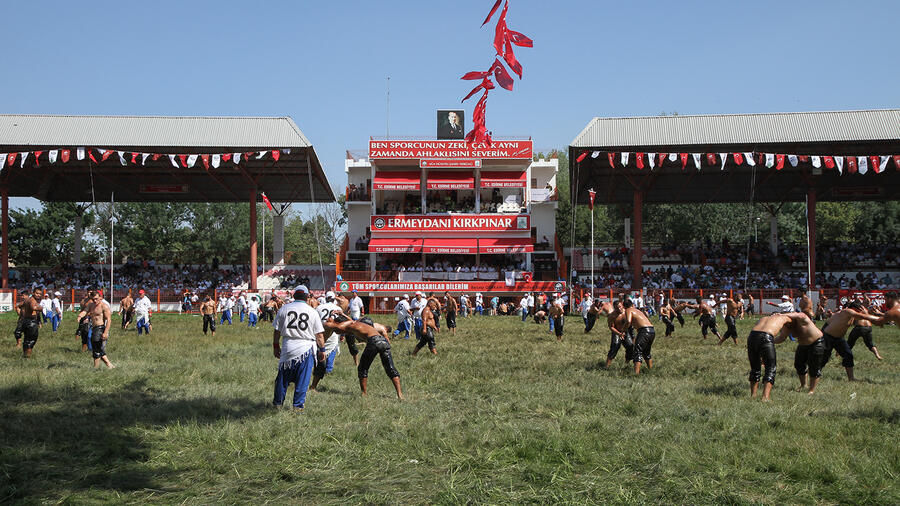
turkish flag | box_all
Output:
[131,152,139,164]
[178,155,188,167]
[481,0,503,26]
[576,152,588,163]
[6,153,16,167]
[680,153,688,170]
[893,155,900,170]
[776,154,785,170]
[507,30,533,47]
[34,151,43,167]
[271,150,280,162]
[101,149,114,162]
[608,152,615,168]
[201,154,210,169]
[61,149,70,163]
[847,156,858,174]
[503,39,523,79]
[89,150,98,164]
[733,153,744,165]
[658,153,667,167]
[491,58,514,91]
[261,192,274,212]
[798,155,809,163]
[152,153,162,161]
[823,156,835,169]
[870,156,881,173]
[706,153,716,166]
[588,188,596,210]
[222,153,232,162]
[493,0,509,56]
[636,152,645,169]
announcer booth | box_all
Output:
[337,138,567,309]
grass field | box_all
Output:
[1,310,898,504]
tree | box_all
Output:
[8,202,99,266]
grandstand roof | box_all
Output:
[0,114,334,202]
[568,109,900,205]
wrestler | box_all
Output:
[819,302,882,382]
[718,294,743,345]
[324,316,403,400]
[119,290,135,330]
[444,292,458,335]
[309,292,345,391]
[200,295,217,337]
[548,297,564,341]
[13,288,30,349]
[413,299,439,355]
[18,288,43,357]
[797,289,814,319]
[78,290,115,369]
[584,299,612,334]
[624,298,655,375]
[688,298,721,341]
[746,312,811,400]
[427,292,442,330]
[659,302,676,338]
[847,307,883,361]
[604,300,633,369]
[873,291,900,327]
[76,293,93,351]
[670,300,688,327]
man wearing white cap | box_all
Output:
[410,292,426,342]
[272,285,325,411]
[39,292,53,324]
[50,291,64,332]
[309,291,344,391]
[767,295,795,314]
[348,290,364,321]
[247,295,260,328]
[394,294,411,339]
[134,289,152,335]
[474,292,484,316]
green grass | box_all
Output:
[1,311,898,504]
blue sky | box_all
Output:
[2,0,898,210]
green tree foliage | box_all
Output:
[8,203,97,265]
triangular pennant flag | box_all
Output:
[621,152,629,166]
[858,156,868,174]
[261,192,274,211]
[870,156,881,174]
[61,149,70,163]
[823,156,835,169]
[222,153,232,162]
[744,152,755,166]
[168,154,179,168]
[680,153,688,170]
[100,149,114,162]
[835,156,844,175]
[77,147,86,161]
[178,155,188,167]
[187,154,198,167]
[765,153,775,168]
[658,153,667,167]
[256,150,267,159]
[847,156,858,174]
[692,153,701,169]
[588,188,596,210]
[879,155,890,173]
[798,155,809,163]
[590,151,600,158]
[283,148,291,154]
[607,152,615,168]
[141,153,150,165]
[34,150,43,167]
[788,155,798,167]
[776,154,785,170]
[20,151,29,168]
[245,152,255,163]
[893,155,900,170]
[152,153,162,161]
[6,152,16,167]
[647,152,655,169]
[233,153,241,164]
[212,154,221,168]
[811,156,821,168]
[668,153,677,162]
[48,150,58,164]
[706,153,716,166]
[201,154,210,169]
[0,154,6,167]
[129,152,138,164]
[118,151,127,166]
[576,152,588,163]
[636,152,645,169]
[719,152,727,170]
[733,153,744,165]
[89,150,99,164]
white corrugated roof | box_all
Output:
[0,114,312,148]
[571,109,900,148]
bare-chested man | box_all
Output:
[820,302,882,382]
[549,297,564,341]
[17,288,43,357]
[324,316,403,399]
[584,299,612,334]
[688,297,721,341]
[718,294,743,345]
[604,300,633,369]
[670,300,689,327]
[798,289,814,319]
[444,292,458,334]
[624,298,655,374]
[659,302,676,338]
[874,291,900,327]
[120,290,135,330]
[309,292,346,391]
[427,292,442,330]
[77,290,114,368]
[815,295,831,320]
[747,312,813,400]
[847,306,883,361]
[413,300,439,355]
[200,295,217,337]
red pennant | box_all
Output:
[733,153,744,165]
[493,0,509,56]
[490,58,514,91]
[89,150,98,164]
[6,153,16,167]
[481,0,503,26]
[261,192,274,212]
[588,188,596,210]
[461,70,490,80]
[798,155,809,163]
[271,150,281,162]
[706,153,716,166]
[151,153,161,161]
[658,153,667,167]
[178,155,188,167]
[61,149,70,163]
[576,152,588,163]
[636,152,645,169]
[34,151,43,167]
[823,156,834,169]
[680,153,688,170]
[870,156,881,173]
[847,156,858,174]
[507,30,533,47]
[201,154,210,169]
[893,155,900,170]
[775,154,785,170]
[503,38,523,79]
[245,151,255,163]
[607,152,615,168]
[101,150,113,162]
[222,153,232,162]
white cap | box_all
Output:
[402,294,409,299]
[54,291,61,296]
[325,291,335,300]
[781,295,790,300]
[293,285,309,295]
[317,296,326,304]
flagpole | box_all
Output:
[590,202,594,300]
[109,191,114,305]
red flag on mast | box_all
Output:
[588,188,596,210]
[261,192,274,212]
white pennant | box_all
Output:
[141,153,150,165]
[648,152,656,169]
[880,155,890,172]
[0,154,6,167]
[744,152,755,166]
[668,153,677,162]
[212,154,221,168]
[719,152,727,170]
[591,151,600,158]
[689,153,699,169]
[233,153,241,164]
[118,151,127,166]
[257,150,267,159]
[835,156,844,175]
[811,156,821,168]
[77,147,86,160]
[48,150,58,163]
[187,154,199,167]
[765,153,775,168]
[858,156,868,174]
[168,154,179,168]
[20,152,29,167]
[621,152,629,166]
[788,155,798,167]
[283,148,291,154]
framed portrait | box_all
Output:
[437,109,465,139]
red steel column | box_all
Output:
[632,190,643,290]
[1,186,8,288]
[250,188,258,291]
[806,188,816,290]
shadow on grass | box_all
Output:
[0,379,268,502]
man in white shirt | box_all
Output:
[474,292,484,316]
[348,290,365,320]
[459,293,469,317]
[50,291,63,332]
[394,294,412,339]
[410,292,426,341]
[272,285,325,411]
[520,294,530,322]
[134,289,152,335]
[40,293,53,324]
[309,291,344,391]
[237,291,247,322]
[767,294,795,314]
[218,295,232,325]
[247,295,260,328]
[579,295,593,327]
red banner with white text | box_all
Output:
[335,280,566,294]
[371,214,530,233]
[369,139,532,160]
[838,289,888,309]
